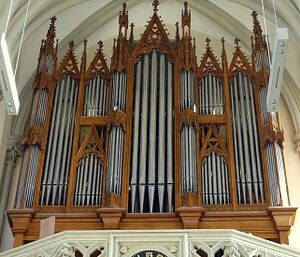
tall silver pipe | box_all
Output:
[238,72,253,204]
[130,61,142,212]
[118,128,124,195]
[103,77,107,115]
[106,128,113,195]
[63,83,78,204]
[40,82,61,204]
[94,76,100,116]
[113,126,120,193]
[90,156,97,205]
[148,50,157,213]
[230,79,241,203]
[244,75,259,203]
[212,152,217,203]
[216,155,222,203]
[16,148,30,207]
[158,54,166,212]
[191,125,197,193]
[167,61,173,212]
[52,76,72,205]
[233,75,246,203]
[139,53,149,212]
[61,81,76,204]
[248,79,264,202]
[181,129,186,194]
[43,77,66,205]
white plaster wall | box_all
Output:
[279,99,300,249]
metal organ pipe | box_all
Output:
[180,69,198,199]
[106,69,126,199]
[74,73,108,207]
[130,61,142,212]
[255,49,286,206]
[130,50,173,213]
[199,73,229,205]
[40,75,78,206]
[199,73,224,115]
[138,53,149,212]
[230,72,265,204]
[84,75,108,116]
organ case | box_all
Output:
[8,1,296,247]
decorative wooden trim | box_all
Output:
[196,38,223,80]
[96,207,125,229]
[268,206,297,244]
[221,37,238,209]
[176,206,205,228]
[130,2,176,61]
[66,40,87,210]
[21,125,45,150]
[32,20,59,209]
[7,209,36,247]
[228,38,253,77]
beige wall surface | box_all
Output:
[279,99,300,249]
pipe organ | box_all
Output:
[9,1,296,246]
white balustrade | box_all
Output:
[0,230,299,257]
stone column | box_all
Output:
[0,135,23,240]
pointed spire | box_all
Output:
[181,1,191,36]
[251,11,265,51]
[153,0,159,14]
[119,2,128,38]
[80,39,87,75]
[129,22,135,47]
[175,22,180,44]
[221,37,228,72]
[45,16,57,50]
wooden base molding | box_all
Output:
[176,207,205,228]
[7,209,36,247]
[96,208,125,229]
[268,206,297,244]
[7,207,297,247]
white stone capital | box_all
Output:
[6,135,24,165]
[294,132,300,156]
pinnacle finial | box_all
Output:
[45,16,57,49]
[97,40,103,50]
[234,38,240,48]
[153,0,159,13]
[69,40,75,51]
[184,1,189,13]
[122,2,127,14]
[205,38,211,49]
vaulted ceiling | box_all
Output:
[1,0,300,141]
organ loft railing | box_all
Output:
[8,0,296,247]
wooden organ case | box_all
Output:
[8,1,296,247]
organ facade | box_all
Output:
[7,0,296,248]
